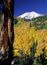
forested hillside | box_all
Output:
[13,15,47,65]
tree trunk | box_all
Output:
[0,0,14,63]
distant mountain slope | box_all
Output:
[14,14,47,29]
[32,15,47,22]
[18,11,43,20]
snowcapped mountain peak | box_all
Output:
[18,11,43,20]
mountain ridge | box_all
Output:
[18,11,43,20]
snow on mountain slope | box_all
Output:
[18,11,43,19]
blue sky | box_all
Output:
[0,0,47,17]
[0,3,2,13]
[14,0,47,17]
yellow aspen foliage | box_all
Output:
[13,23,47,59]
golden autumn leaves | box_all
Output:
[13,23,47,59]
